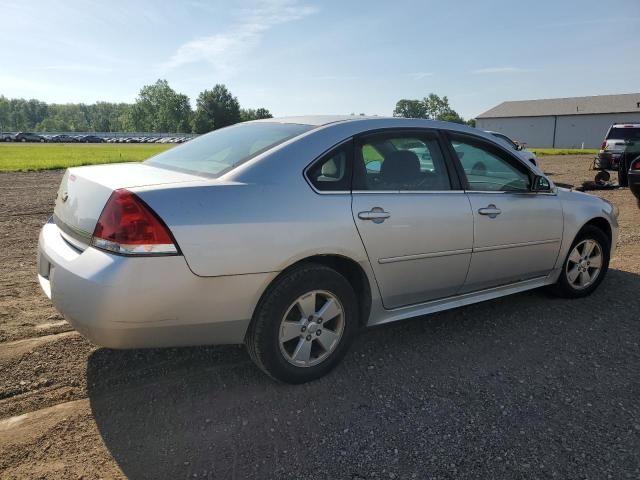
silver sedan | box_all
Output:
[38,116,618,383]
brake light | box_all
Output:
[632,158,640,171]
[601,141,607,150]
[91,189,179,255]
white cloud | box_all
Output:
[410,72,434,79]
[161,0,317,75]
[41,64,113,74]
[472,67,528,74]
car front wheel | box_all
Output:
[246,264,358,383]
[549,225,610,298]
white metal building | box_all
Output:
[475,93,640,148]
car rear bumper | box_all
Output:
[37,222,277,348]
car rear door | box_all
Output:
[351,130,474,309]
[444,132,563,293]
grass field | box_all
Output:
[0,143,600,173]
[530,148,599,156]
[0,143,174,172]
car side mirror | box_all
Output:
[532,175,551,192]
[366,160,381,173]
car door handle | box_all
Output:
[478,204,502,218]
[358,208,391,223]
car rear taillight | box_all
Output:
[600,141,607,150]
[632,158,640,171]
[91,189,179,255]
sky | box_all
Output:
[1,0,639,119]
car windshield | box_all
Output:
[146,122,314,176]
[607,127,640,141]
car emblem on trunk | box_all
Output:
[61,192,69,202]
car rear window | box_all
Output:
[607,127,640,141]
[146,122,313,177]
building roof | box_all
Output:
[477,93,640,119]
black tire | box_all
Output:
[246,263,358,384]
[594,170,610,184]
[548,225,610,298]
[618,156,630,187]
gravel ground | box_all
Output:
[0,156,639,479]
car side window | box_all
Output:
[449,136,531,192]
[306,143,352,192]
[356,133,452,191]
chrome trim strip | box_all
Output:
[465,189,557,196]
[379,248,472,264]
[353,190,556,195]
[473,238,560,253]
[377,239,559,264]
[352,190,463,194]
[53,214,92,247]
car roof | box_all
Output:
[252,115,482,135]
[252,115,385,126]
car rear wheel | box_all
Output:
[549,225,610,298]
[246,264,358,383]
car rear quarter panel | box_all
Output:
[133,182,369,278]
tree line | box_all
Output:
[393,93,475,127]
[0,83,475,133]
[0,79,272,133]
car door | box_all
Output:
[444,132,563,293]
[351,130,474,309]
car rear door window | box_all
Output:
[356,133,452,191]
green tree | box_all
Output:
[128,79,192,133]
[0,96,9,130]
[393,93,466,124]
[192,84,241,133]
[240,107,273,122]
[87,102,131,132]
[393,99,427,118]
[35,104,90,132]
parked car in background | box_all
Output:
[51,134,78,143]
[599,123,640,187]
[78,135,104,143]
[487,131,538,167]
[38,116,618,383]
[14,132,46,142]
[0,132,13,142]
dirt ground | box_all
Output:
[0,155,639,479]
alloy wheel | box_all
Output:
[278,290,345,367]
[566,239,603,290]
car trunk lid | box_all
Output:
[53,162,202,251]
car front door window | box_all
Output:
[450,139,530,192]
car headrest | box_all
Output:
[380,150,420,184]
[321,158,338,177]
